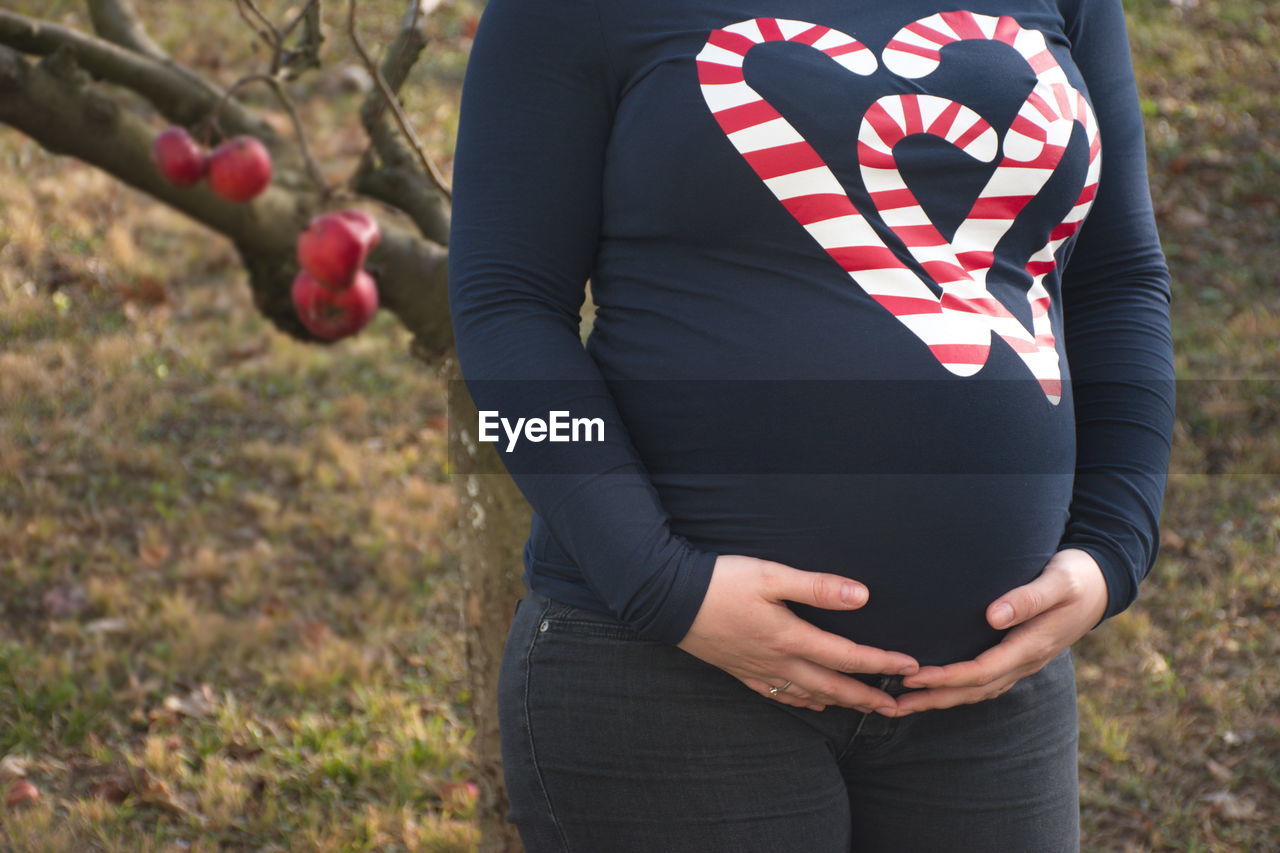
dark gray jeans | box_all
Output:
[498,589,1080,852]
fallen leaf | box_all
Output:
[1203,790,1259,821]
[1160,528,1186,554]
[5,779,40,808]
[1170,206,1209,230]
[224,741,264,762]
[88,773,133,804]
[84,617,129,635]
[158,684,218,720]
[0,755,28,783]
[1205,758,1232,784]
[138,540,172,569]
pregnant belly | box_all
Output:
[660,472,1074,667]
[619,375,1079,667]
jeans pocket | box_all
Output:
[538,599,650,642]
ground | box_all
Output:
[0,0,1277,850]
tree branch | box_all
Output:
[351,0,449,245]
[85,0,168,61]
[0,10,279,147]
[233,0,283,68]
[357,0,427,140]
[280,0,324,80]
[354,164,449,244]
[0,44,453,359]
[348,0,451,203]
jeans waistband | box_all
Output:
[519,589,920,696]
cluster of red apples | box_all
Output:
[292,209,381,340]
[151,126,381,340]
[151,126,272,202]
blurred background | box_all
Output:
[0,0,1276,850]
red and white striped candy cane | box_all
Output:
[696,19,999,380]
[858,85,1079,397]
[882,10,1103,400]
[857,94,1004,376]
[884,10,1102,278]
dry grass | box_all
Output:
[1073,2,1280,849]
[1,0,1277,850]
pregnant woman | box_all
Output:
[448,0,1175,850]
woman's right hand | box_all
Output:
[675,554,919,714]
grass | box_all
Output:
[1,0,1277,850]
[1073,3,1280,849]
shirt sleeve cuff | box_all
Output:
[632,547,719,646]
[1058,540,1135,629]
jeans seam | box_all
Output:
[543,617,642,641]
[523,595,572,852]
[834,674,892,763]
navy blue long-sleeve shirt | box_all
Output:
[447,0,1175,665]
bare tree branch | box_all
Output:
[279,0,324,79]
[233,0,283,67]
[238,0,278,38]
[361,0,430,124]
[233,0,324,80]
[355,164,449,244]
[0,43,453,358]
[281,0,319,41]
[85,0,168,61]
[347,0,451,203]
[0,10,279,147]
[350,0,449,244]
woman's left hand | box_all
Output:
[888,548,1110,716]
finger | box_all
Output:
[747,666,886,714]
[987,565,1076,630]
[787,659,900,714]
[759,565,869,612]
[900,630,1043,689]
[891,675,1021,715]
[785,622,919,676]
[740,676,819,710]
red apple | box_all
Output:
[151,127,207,187]
[334,209,381,251]
[207,136,273,203]
[291,269,379,340]
[297,212,372,291]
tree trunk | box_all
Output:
[444,353,530,853]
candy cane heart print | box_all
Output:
[694,11,1102,405]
